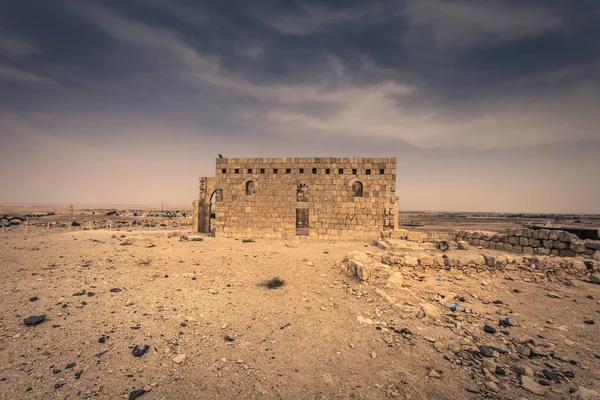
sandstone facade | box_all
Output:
[194,157,398,239]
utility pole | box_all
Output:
[161,201,164,212]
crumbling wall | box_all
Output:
[453,228,600,260]
[213,157,398,239]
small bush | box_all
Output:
[242,239,255,243]
[263,277,285,289]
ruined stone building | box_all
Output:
[193,157,398,239]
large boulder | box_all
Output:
[457,241,469,250]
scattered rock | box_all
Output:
[483,325,497,334]
[172,354,186,364]
[129,389,147,400]
[23,315,46,326]
[570,385,600,400]
[515,365,534,377]
[132,345,150,357]
[478,345,494,358]
[370,352,377,359]
[387,272,404,285]
[520,375,546,395]
[584,319,595,325]
[29,296,38,302]
[110,288,121,293]
[428,370,441,378]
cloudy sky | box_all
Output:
[1,0,599,212]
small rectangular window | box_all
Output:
[338,168,343,174]
[366,169,371,175]
[312,168,317,174]
[352,168,357,174]
[234,168,240,174]
[260,168,265,174]
[299,168,304,174]
[325,168,330,174]
[248,168,253,174]
[379,168,385,175]
[286,168,291,174]
[221,169,226,174]
[273,169,278,174]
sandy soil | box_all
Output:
[1,224,599,400]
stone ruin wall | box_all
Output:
[213,157,399,239]
[454,228,600,260]
[388,227,600,261]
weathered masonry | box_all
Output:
[193,157,398,239]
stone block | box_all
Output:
[548,230,559,240]
[538,229,550,240]
[584,240,600,250]
[542,240,553,249]
[519,237,529,246]
[570,242,587,253]
[536,247,550,256]
[559,250,575,257]
[532,230,540,239]
[523,246,534,255]
[457,240,469,250]
[594,250,600,261]
[472,238,480,246]
[558,231,574,243]
[523,229,533,238]
[508,236,518,245]
[419,255,434,266]
[513,245,523,253]
[528,238,541,247]
[403,255,418,267]
[495,243,505,251]
[505,244,513,252]
[553,241,567,250]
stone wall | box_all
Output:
[208,157,398,239]
[455,228,600,260]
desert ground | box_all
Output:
[1,207,599,399]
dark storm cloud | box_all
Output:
[0,0,599,211]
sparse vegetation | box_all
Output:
[263,277,285,289]
[242,239,255,243]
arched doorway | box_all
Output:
[208,189,222,234]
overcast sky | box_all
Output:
[1,1,599,212]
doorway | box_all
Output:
[296,209,309,236]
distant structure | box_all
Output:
[193,157,398,239]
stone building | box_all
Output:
[193,157,398,239]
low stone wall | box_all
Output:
[344,251,599,282]
[453,228,600,260]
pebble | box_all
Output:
[520,375,546,395]
[29,296,38,302]
[483,325,497,334]
[172,354,186,364]
[370,352,377,359]
[478,345,494,358]
[23,315,46,326]
[129,389,147,400]
[428,370,441,378]
[584,319,595,325]
[485,381,499,392]
[110,288,121,293]
[132,345,150,357]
